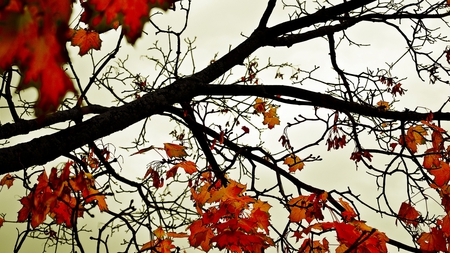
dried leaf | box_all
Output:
[164,143,187,158]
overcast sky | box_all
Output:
[1,0,450,252]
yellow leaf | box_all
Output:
[377,100,390,111]
[263,105,280,129]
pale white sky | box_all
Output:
[1,0,449,252]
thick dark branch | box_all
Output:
[0,78,200,174]
[0,105,110,140]
[1,82,448,175]
[194,0,376,83]
[267,0,376,37]
[268,20,358,47]
[197,84,450,121]
[257,0,276,29]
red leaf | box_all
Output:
[429,161,450,186]
[81,0,177,44]
[241,126,250,133]
[188,219,214,252]
[70,28,102,56]
[0,0,75,116]
[417,227,447,252]
[397,202,420,227]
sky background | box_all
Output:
[1,0,450,252]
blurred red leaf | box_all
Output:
[81,0,177,44]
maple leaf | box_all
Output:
[299,238,329,253]
[81,0,177,44]
[0,0,75,116]
[166,161,197,179]
[284,154,304,173]
[396,202,420,227]
[423,149,441,170]
[428,161,450,186]
[289,195,318,223]
[253,97,266,114]
[441,215,450,237]
[417,227,447,252]
[263,105,280,129]
[70,28,102,56]
[154,226,165,239]
[164,143,187,158]
[251,200,271,234]
[0,173,14,189]
[85,187,108,211]
[376,100,390,111]
[334,222,361,247]
[141,238,175,253]
[399,125,427,153]
[143,168,164,188]
[188,219,214,252]
[207,180,247,204]
[339,198,357,222]
[432,130,444,151]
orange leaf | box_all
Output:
[253,97,265,113]
[423,148,441,169]
[163,143,187,158]
[154,226,165,239]
[397,202,420,227]
[86,188,108,212]
[251,200,272,234]
[339,198,357,222]
[166,161,197,179]
[288,195,314,223]
[299,238,329,253]
[263,105,280,129]
[399,125,428,153]
[284,154,304,173]
[207,180,247,204]
[70,28,102,56]
[166,232,188,238]
[0,173,14,189]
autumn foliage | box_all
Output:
[2,0,450,253]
